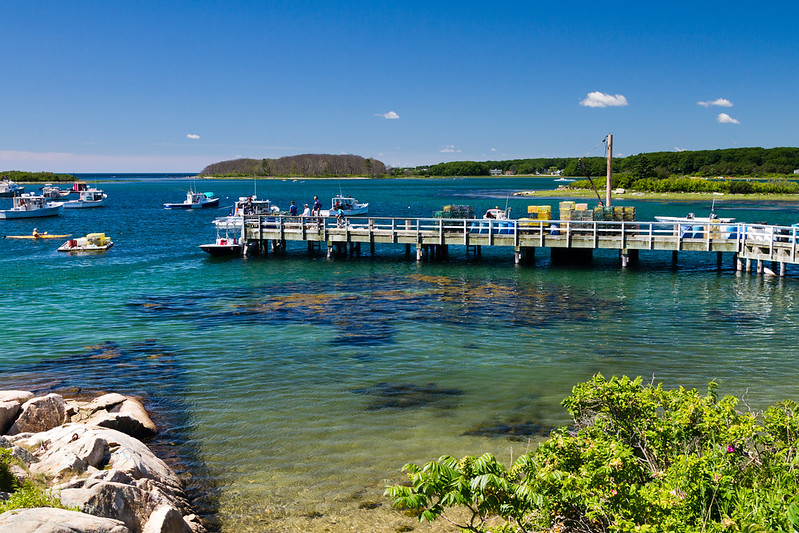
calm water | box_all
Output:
[3,176,799,531]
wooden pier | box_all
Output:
[228,215,799,276]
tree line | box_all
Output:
[402,147,799,178]
[200,154,387,177]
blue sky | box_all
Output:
[2,1,798,172]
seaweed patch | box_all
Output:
[351,382,464,411]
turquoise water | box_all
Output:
[3,177,799,531]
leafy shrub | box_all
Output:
[386,374,799,532]
[0,447,74,512]
[0,448,14,493]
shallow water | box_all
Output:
[3,177,799,531]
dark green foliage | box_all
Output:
[387,374,799,532]
[200,154,387,177]
[1,171,76,182]
[0,448,15,493]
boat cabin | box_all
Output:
[13,194,49,211]
[331,196,358,210]
[233,196,275,216]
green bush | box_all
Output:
[386,374,799,532]
[0,447,74,512]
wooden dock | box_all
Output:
[228,216,799,276]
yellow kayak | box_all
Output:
[4,234,72,240]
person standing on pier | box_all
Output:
[312,195,322,216]
[289,201,297,216]
[301,204,310,217]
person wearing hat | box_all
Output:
[301,204,310,217]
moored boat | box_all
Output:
[63,188,107,208]
[213,195,278,229]
[164,190,219,209]
[200,225,244,256]
[57,233,113,252]
[655,200,734,224]
[40,184,71,199]
[319,195,368,217]
[0,194,63,219]
[0,178,25,198]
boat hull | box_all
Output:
[200,243,242,256]
[320,205,368,217]
[654,216,735,224]
[164,198,220,209]
[63,201,105,209]
[5,234,71,240]
[0,205,63,219]
[57,242,114,252]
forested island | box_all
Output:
[1,171,76,183]
[200,154,387,177]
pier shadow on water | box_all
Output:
[0,339,221,531]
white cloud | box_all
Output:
[697,98,733,107]
[186,133,200,139]
[490,148,497,152]
[377,111,399,119]
[717,113,740,124]
[579,91,629,108]
[440,145,461,153]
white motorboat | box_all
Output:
[213,195,279,229]
[320,195,368,217]
[0,194,63,219]
[654,214,735,224]
[655,199,734,224]
[57,233,113,252]
[40,184,71,199]
[63,188,107,208]
[164,190,220,209]
[200,225,244,257]
[483,207,511,220]
[0,178,24,197]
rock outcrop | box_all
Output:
[0,391,206,533]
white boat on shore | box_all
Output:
[319,195,368,217]
[63,188,107,208]
[0,194,63,219]
[164,190,219,209]
[0,178,24,197]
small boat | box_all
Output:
[0,194,63,219]
[213,196,278,229]
[319,195,368,217]
[57,233,113,252]
[0,178,25,198]
[654,213,735,224]
[554,177,576,182]
[483,207,511,220]
[63,188,107,208]
[5,229,71,240]
[655,199,734,224]
[40,184,71,199]
[199,235,243,257]
[164,190,220,209]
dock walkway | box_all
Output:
[230,215,799,276]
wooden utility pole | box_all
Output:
[605,134,613,207]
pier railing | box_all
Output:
[240,215,799,267]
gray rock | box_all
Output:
[80,394,158,440]
[142,505,192,533]
[7,393,67,435]
[60,480,160,533]
[0,400,22,435]
[0,507,130,532]
[0,390,33,404]
[26,427,109,478]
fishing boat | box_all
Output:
[63,188,107,208]
[164,190,219,209]
[0,178,24,197]
[40,184,71,199]
[483,207,511,220]
[57,233,113,252]
[0,194,63,219]
[213,196,278,229]
[319,195,368,217]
